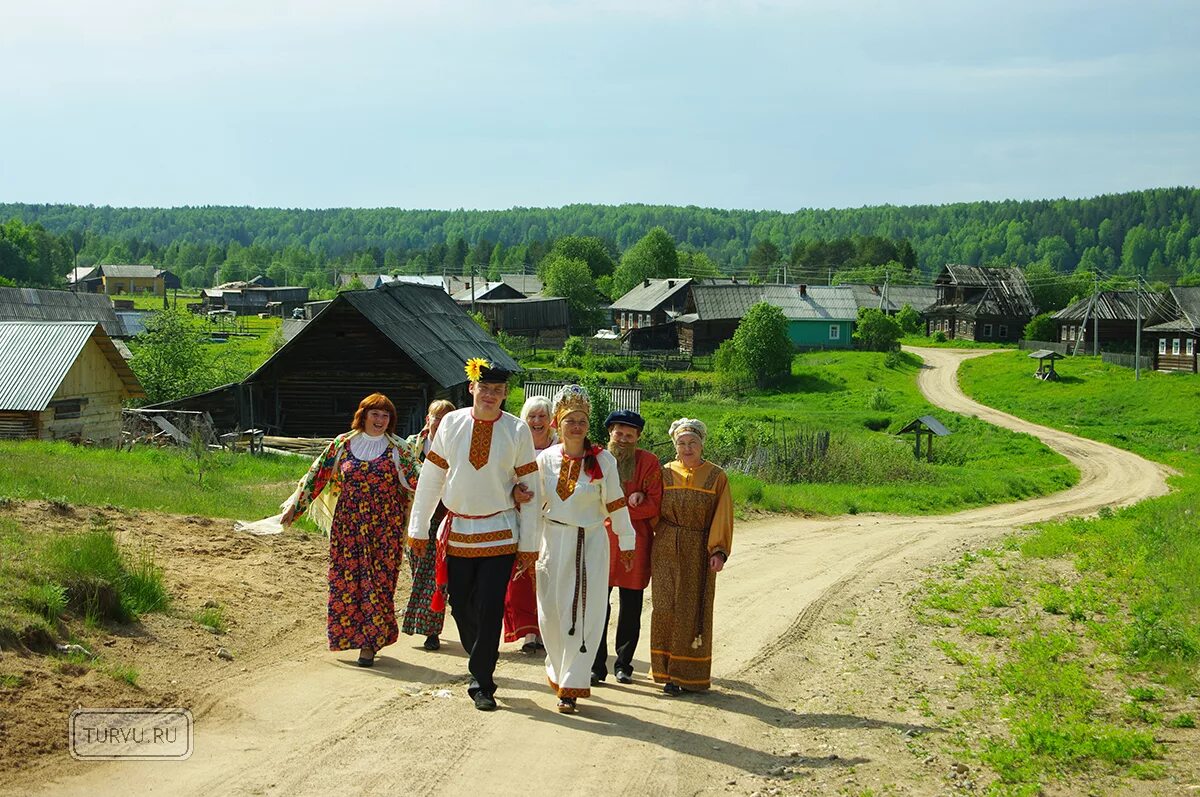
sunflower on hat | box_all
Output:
[465,357,492,383]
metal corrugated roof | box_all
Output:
[1052,290,1175,323]
[689,284,858,322]
[844,283,939,313]
[500,274,544,296]
[0,287,125,339]
[0,321,144,410]
[247,282,519,389]
[99,264,164,279]
[610,278,693,312]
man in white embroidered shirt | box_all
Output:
[407,358,541,711]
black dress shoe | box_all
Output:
[356,656,375,668]
[663,682,683,696]
[591,673,605,685]
[615,670,633,684]
[473,692,498,711]
[423,635,440,651]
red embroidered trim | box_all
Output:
[515,461,538,477]
[425,450,449,469]
[448,543,518,557]
[447,529,513,544]
[605,496,627,512]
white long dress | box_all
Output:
[535,444,636,700]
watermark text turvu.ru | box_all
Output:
[69,708,193,761]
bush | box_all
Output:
[583,353,625,373]
[1024,312,1059,343]
[934,330,948,343]
[896,303,923,334]
[623,365,641,384]
[853,308,903,352]
[555,336,586,368]
[732,303,793,387]
[578,375,611,443]
[868,387,894,411]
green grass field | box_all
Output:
[511,350,1077,516]
[0,441,308,519]
[917,351,1200,792]
[900,334,1017,349]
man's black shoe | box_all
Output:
[473,692,498,711]
[615,670,633,684]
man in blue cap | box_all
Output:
[592,409,662,685]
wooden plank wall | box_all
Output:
[251,303,449,437]
[39,339,126,444]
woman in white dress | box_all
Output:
[531,385,636,713]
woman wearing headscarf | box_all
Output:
[650,418,733,695]
[533,385,635,713]
[503,395,556,653]
[402,398,456,651]
[282,393,419,667]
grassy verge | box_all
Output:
[901,334,1016,350]
[0,441,307,519]
[0,513,169,658]
[915,351,1200,793]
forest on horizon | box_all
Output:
[3,187,1200,308]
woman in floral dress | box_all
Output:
[283,393,418,667]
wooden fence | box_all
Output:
[522,382,642,413]
[1101,351,1155,371]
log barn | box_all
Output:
[150,282,519,438]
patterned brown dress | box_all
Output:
[650,460,733,692]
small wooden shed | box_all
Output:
[0,321,144,444]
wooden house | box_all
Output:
[500,274,543,297]
[0,321,144,443]
[609,278,693,335]
[470,297,570,340]
[202,285,310,317]
[149,282,519,437]
[96,265,179,296]
[925,265,1035,342]
[677,284,857,354]
[1145,286,1200,373]
[1052,290,1175,353]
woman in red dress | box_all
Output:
[283,393,418,667]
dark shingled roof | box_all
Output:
[933,265,1036,318]
[1053,290,1175,324]
[1145,286,1200,333]
[247,282,518,389]
[0,287,126,339]
[610,278,693,312]
[843,283,939,313]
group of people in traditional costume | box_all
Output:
[282,356,733,714]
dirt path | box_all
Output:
[18,348,1174,796]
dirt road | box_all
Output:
[22,348,1173,796]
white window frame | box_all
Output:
[1159,338,1167,355]
[1173,338,1181,356]
[829,324,840,340]
[983,323,993,338]
[999,325,1008,338]
[1188,338,1195,357]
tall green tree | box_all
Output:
[542,254,601,334]
[611,227,678,297]
[732,302,792,387]
[747,240,781,280]
[545,236,616,278]
[128,310,231,404]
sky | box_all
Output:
[1,0,1198,212]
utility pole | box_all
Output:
[1135,276,1142,381]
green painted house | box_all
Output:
[678,284,858,354]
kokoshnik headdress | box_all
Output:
[551,384,591,428]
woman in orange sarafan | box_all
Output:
[283,393,418,667]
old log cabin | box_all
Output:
[150,282,519,438]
